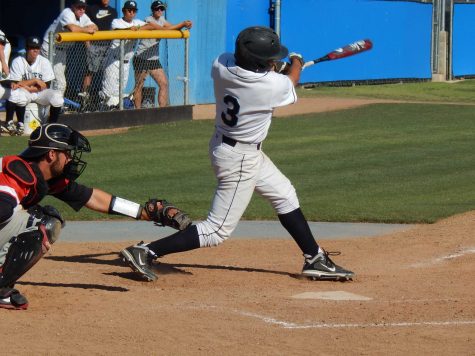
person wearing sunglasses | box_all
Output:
[132,1,192,108]
[100,1,168,109]
[40,0,98,96]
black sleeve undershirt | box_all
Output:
[52,181,93,212]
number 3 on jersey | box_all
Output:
[221,94,240,127]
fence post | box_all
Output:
[119,39,124,110]
[48,31,56,90]
[184,37,189,105]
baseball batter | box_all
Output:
[41,0,98,95]
[121,26,354,282]
[100,1,164,108]
[5,36,64,135]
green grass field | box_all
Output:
[2,99,474,223]
[298,79,475,103]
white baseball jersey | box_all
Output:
[100,17,147,104]
[195,53,300,248]
[41,8,95,54]
[212,53,296,144]
[108,18,147,61]
[10,55,55,83]
[9,55,63,108]
[135,16,167,60]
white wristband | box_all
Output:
[109,196,142,219]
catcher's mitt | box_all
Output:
[144,199,192,231]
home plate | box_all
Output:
[292,291,372,301]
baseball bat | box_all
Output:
[302,39,373,69]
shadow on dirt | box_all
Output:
[16,280,129,292]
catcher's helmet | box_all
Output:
[19,123,91,180]
[234,26,288,72]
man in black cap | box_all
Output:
[0,123,190,309]
[4,36,64,135]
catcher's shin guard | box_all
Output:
[0,228,49,288]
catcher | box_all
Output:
[0,123,191,310]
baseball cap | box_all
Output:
[123,1,138,10]
[151,1,166,10]
[26,36,42,49]
[72,0,87,6]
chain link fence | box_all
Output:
[47,30,189,114]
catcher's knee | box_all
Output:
[0,229,47,288]
[0,206,64,287]
[27,205,65,244]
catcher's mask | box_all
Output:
[19,123,91,181]
[234,26,288,73]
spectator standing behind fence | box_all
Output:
[132,1,192,108]
[100,1,165,109]
[0,29,12,133]
[79,0,118,110]
[41,0,98,95]
[4,37,64,136]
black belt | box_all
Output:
[222,135,261,150]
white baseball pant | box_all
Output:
[196,132,300,247]
[101,57,131,107]
[9,87,64,107]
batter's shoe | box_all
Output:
[120,242,158,282]
[302,251,354,281]
[0,287,29,310]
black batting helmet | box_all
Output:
[234,26,288,73]
[19,123,91,180]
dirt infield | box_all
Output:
[1,211,474,354]
[1,98,474,354]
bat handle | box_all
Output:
[302,61,313,70]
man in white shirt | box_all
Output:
[41,0,98,95]
[100,0,166,108]
[132,1,192,108]
[5,37,64,135]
